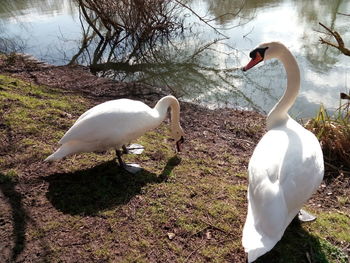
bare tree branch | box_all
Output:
[319,22,350,56]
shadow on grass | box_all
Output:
[44,156,181,215]
[0,173,26,263]
[255,220,340,263]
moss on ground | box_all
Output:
[0,74,87,165]
[309,211,350,243]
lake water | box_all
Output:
[1,0,349,118]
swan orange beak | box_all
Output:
[176,136,184,152]
[242,52,263,71]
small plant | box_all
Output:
[4,52,17,65]
[305,100,350,173]
[0,169,19,183]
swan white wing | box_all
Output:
[279,120,324,214]
[59,99,156,146]
[246,128,290,234]
[249,120,323,215]
[243,129,289,263]
[243,120,324,262]
[243,184,288,263]
[73,99,150,124]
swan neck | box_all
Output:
[267,48,300,130]
[154,96,181,126]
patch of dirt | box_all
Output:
[0,54,349,262]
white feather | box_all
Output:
[242,42,324,262]
[45,95,184,162]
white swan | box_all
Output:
[45,95,185,172]
[241,42,324,262]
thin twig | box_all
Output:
[319,22,350,56]
[199,219,234,236]
[184,240,207,263]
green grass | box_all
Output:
[0,73,349,262]
[0,74,88,166]
[310,211,350,243]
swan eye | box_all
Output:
[249,47,268,60]
[249,50,257,59]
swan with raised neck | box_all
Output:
[243,41,300,130]
[242,42,324,262]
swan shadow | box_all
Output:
[44,156,181,215]
[255,221,330,263]
[0,173,26,263]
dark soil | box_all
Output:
[0,54,349,262]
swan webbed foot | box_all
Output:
[123,163,142,174]
[297,209,317,222]
[124,143,144,155]
[115,148,142,174]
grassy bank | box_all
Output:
[0,68,349,262]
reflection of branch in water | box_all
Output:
[187,38,227,61]
[70,0,248,68]
[337,12,350,16]
[88,35,266,111]
[0,35,27,54]
[243,26,254,42]
[216,71,262,112]
[173,0,229,39]
[67,1,263,109]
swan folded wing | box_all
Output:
[244,130,290,252]
[249,167,288,235]
[72,99,152,126]
[281,138,324,214]
[248,129,288,183]
[58,110,156,146]
[243,170,288,262]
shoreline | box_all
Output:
[0,52,264,117]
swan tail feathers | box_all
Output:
[242,202,281,262]
[44,143,74,162]
[242,224,277,263]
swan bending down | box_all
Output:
[241,42,324,262]
[45,95,185,172]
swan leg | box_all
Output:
[123,163,142,174]
[297,209,317,222]
[115,149,125,167]
[115,149,142,174]
[122,145,128,154]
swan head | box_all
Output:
[242,41,285,71]
[171,126,185,152]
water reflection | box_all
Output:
[0,0,76,21]
[0,0,349,118]
[0,0,79,63]
[70,0,266,110]
[208,0,350,117]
